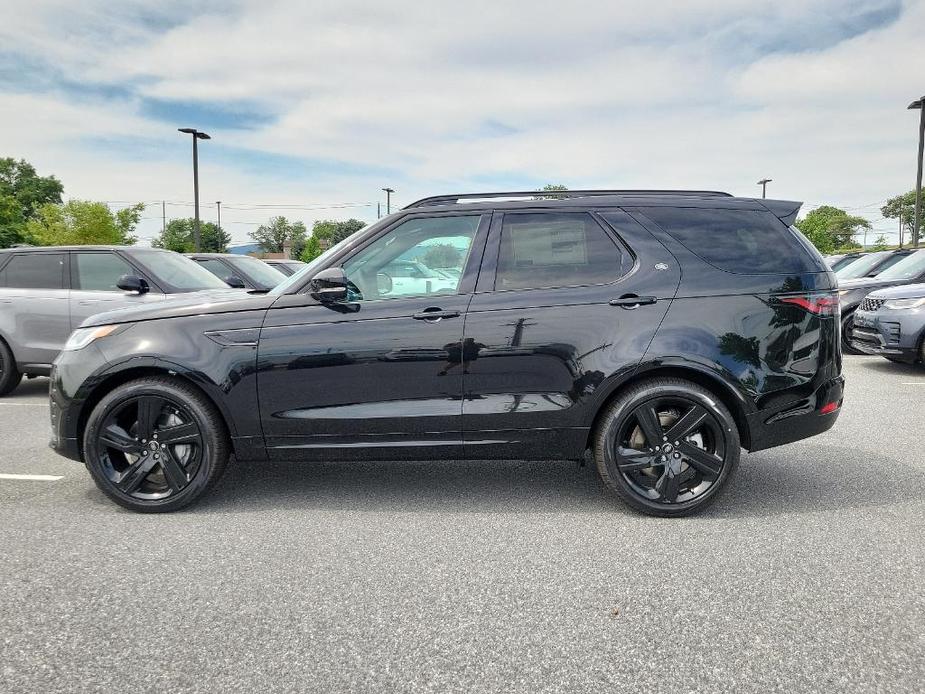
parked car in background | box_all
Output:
[50,189,842,517]
[377,259,458,296]
[263,259,306,276]
[826,252,863,271]
[0,246,237,395]
[186,253,287,291]
[850,282,925,364]
[835,249,915,281]
[839,249,925,353]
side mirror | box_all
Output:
[224,275,247,289]
[309,267,349,303]
[117,274,149,294]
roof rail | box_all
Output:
[403,189,733,209]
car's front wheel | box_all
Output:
[83,376,229,512]
[594,378,740,517]
[0,339,22,396]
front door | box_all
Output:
[68,251,166,330]
[257,212,489,460]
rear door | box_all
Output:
[461,209,680,460]
[0,252,69,366]
[68,251,167,329]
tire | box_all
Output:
[0,339,22,396]
[82,376,229,512]
[594,378,741,517]
[841,312,862,355]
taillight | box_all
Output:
[778,293,839,316]
[819,401,839,415]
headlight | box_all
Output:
[884,297,925,310]
[62,325,121,351]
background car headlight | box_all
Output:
[62,325,122,351]
[883,297,925,310]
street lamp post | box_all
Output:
[216,201,222,232]
[757,178,772,199]
[909,97,925,248]
[382,187,395,215]
[178,128,211,252]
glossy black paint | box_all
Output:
[51,193,844,468]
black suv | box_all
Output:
[50,190,844,516]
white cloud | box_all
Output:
[0,0,920,244]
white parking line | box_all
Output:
[0,402,47,406]
[901,382,925,386]
[0,473,63,481]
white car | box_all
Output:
[378,260,457,296]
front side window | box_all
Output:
[342,215,480,300]
[495,212,623,291]
[0,253,65,289]
[228,256,286,288]
[73,252,134,291]
[195,258,236,282]
[135,251,229,291]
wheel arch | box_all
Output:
[586,363,754,452]
[75,363,236,460]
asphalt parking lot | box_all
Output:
[1,356,924,693]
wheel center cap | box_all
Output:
[662,443,674,454]
[148,441,159,451]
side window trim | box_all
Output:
[480,209,628,294]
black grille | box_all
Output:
[859,297,885,312]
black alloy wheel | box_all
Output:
[83,377,229,512]
[0,339,23,396]
[594,378,740,517]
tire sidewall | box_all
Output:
[597,381,740,516]
[83,380,220,512]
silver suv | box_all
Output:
[0,246,235,395]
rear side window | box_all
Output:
[72,252,135,291]
[641,208,816,274]
[0,253,65,289]
[495,212,624,290]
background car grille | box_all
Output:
[859,297,885,312]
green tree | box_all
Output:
[25,200,142,246]
[795,205,871,253]
[422,243,462,268]
[870,234,889,251]
[311,218,366,246]
[534,183,569,200]
[300,235,322,263]
[880,188,923,244]
[250,216,307,258]
[152,218,230,253]
[0,158,64,248]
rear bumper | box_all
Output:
[747,376,845,452]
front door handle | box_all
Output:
[412,308,461,321]
[609,295,657,308]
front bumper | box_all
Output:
[850,310,918,363]
[48,364,82,461]
[747,375,845,452]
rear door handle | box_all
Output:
[412,309,461,321]
[609,295,658,308]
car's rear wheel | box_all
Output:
[83,377,229,512]
[594,378,740,517]
[841,312,862,355]
[0,339,22,396]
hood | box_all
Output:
[80,288,276,328]
[867,282,925,300]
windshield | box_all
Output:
[136,250,230,291]
[835,252,889,279]
[875,249,925,280]
[229,255,287,288]
[268,226,374,295]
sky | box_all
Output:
[0,0,922,246]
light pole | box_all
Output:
[216,201,222,231]
[382,187,395,214]
[757,178,772,199]
[908,96,925,248]
[178,128,211,252]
